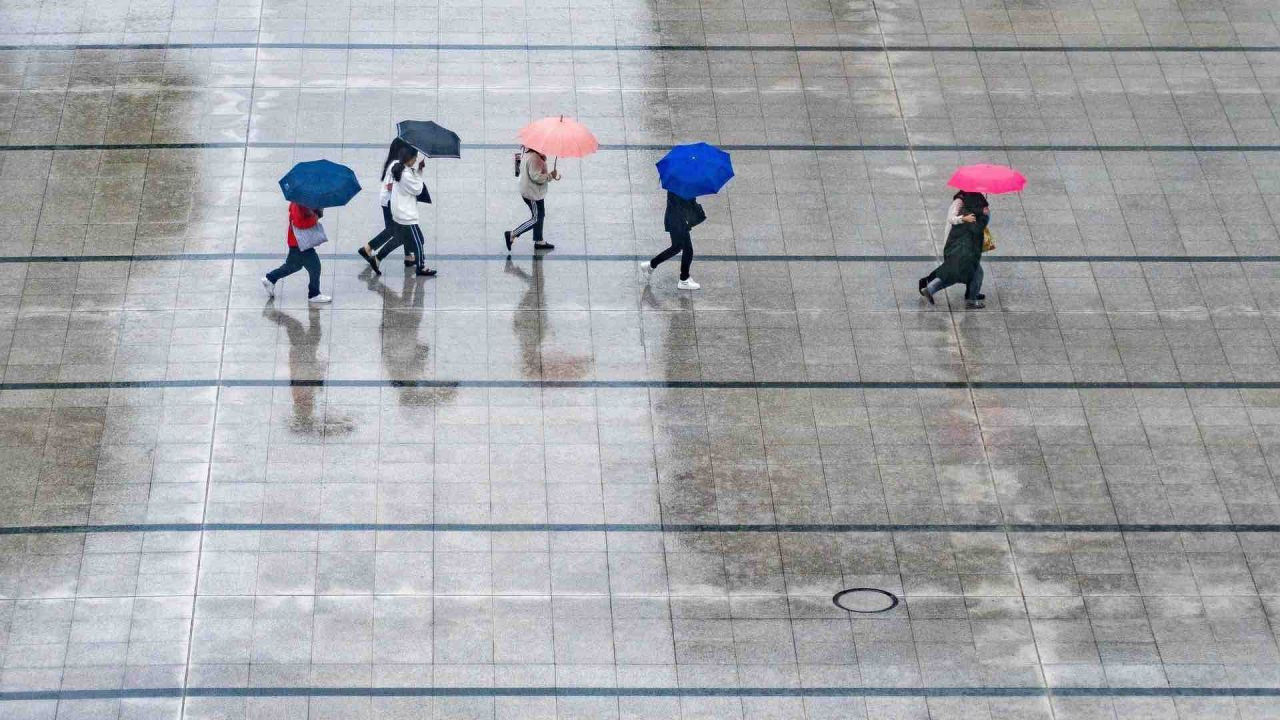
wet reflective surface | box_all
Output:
[5,0,1280,718]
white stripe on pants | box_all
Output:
[512,198,541,237]
[394,221,425,271]
[407,223,424,271]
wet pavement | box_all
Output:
[5,0,1280,718]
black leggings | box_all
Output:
[650,229,693,280]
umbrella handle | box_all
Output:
[553,157,558,173]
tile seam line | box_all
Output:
[4,522,1280,535]
[6,143,1280,152]
[3,254,1279,264]
[3,42,1280,52]
[2,380,1278,390]
[3,686,1280,700]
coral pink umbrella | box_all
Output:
[517,116,598,168]
[947,164,1026,194]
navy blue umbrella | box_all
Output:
[397,120,462,159]
[278,160,362,208]
[656,142,734,199]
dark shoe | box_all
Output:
[919,286,934,305]
[533,242,555,251]
[358,246,380,275]
[966,300,985,309]
[404,255,416,267]
[416,268,437,277]
[504,231,513,252]
[918,277,928,291]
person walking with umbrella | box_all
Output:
[919,164,1025,309]
[263,159,362,303]
[504,146,559,251]
[504,116,599,253]
[263,202,331,303]
[641,191,704,290]
[919,190,989,308]
[373,120,460,277]
[357,137,419,272]
[388,148,437,277]
[639,142,733,290]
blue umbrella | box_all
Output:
[656,142,734,199]
[278,159,362,209]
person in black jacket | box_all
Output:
[920,191,989,308]
[640,191,704,290]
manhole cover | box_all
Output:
[832,588,899,613]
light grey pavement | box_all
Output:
[4,0,1280,718]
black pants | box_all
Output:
[266,246,322,298]
[387,221,425,271]
[650,228,693,280]
[512,197,545,244]
[368,205,414,260]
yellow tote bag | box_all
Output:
[982,227,996,252]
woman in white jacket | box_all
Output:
[388,149,436,277]
[358,138,419,273]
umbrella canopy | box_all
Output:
[656,142,734,199]
[278,159,361,208]
[397,120,461,159]
[948,164,1026,194]
[517,116,599,158]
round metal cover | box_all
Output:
[832,587,899,613]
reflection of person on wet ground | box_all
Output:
[641,284,697,379]
[261,306,329,434]
[363,269,458,408]
[366,269,429,379]
[504,256,544,378]
[503,256,591,380]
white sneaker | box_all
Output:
[261,276,275,297]
[308,294,332,304]
[638,261,653,283]
[677,278,700,290]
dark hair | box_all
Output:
[381,138,411,176]
[389,144,417,183]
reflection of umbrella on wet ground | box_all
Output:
[278,159,362,208]
[396,120,462,159]
[947,163,1025,194]
[656,142,734,199]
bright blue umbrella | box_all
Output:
[655,142,734,199]
[278,160,362,208]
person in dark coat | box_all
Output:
[640,191,704,290]
[920,191,989,308]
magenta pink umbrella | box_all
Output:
[947,164,1026,194]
